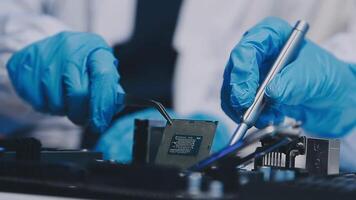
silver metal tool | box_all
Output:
[229,20,309,146]
[121,94,173,125]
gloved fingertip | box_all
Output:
[255,107,285,129]
[6,58,15,73]
[230,84,255,109]
[221,83,241,123]
[255,114,272,129]
[113,58,121,73]
[88,49,119,79]
[89,118,108,134]
[115,88,125,114]
[265,75,282,102]
[114,58,119,68]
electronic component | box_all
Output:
[132,119,166,164]
[132,119,217,169]
[0,127,349,200]
[305,138,340,175]
[0,138,102,167]
[154,119,217,169]
[255,136,340,175]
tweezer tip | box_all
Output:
[167,119,173,126]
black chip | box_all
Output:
[168,135,203,156]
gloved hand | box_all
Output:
[96,108,230,163]
[7,31,125,133]
[221,17,356,137]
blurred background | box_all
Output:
[0,0,355,168]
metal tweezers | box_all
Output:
[122,94,173,125]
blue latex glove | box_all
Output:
[7,32,125,133]
[221,17,356,137]
[95,109,230,163]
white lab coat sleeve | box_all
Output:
[318,0,356,63]
[321,12,356,64]
[0,0,74,137]
[0,0,70,87]
[0,0,69,110]
[0,1,70,70]
[172,0,252,135]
